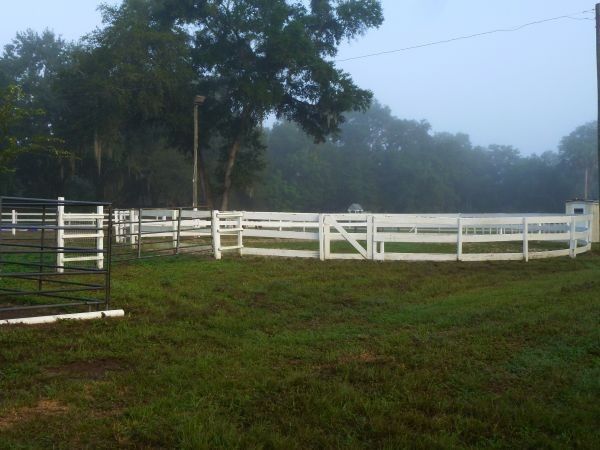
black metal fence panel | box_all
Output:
[0,196,112,320]
[109,208,213,263]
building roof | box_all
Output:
[567,199,599,204]
[347,203,363,212]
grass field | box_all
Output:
[1,247,599,448]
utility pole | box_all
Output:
[596,4,600,234]
[192,95,206,210]
[584,168,589,200]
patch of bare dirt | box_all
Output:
[338,351,392,365]
[46,358,124,380]
[0,399,69,431]
[312,351,398,373]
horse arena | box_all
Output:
[0,196,594,322]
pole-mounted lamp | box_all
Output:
[193,95,206,209]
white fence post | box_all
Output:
[569,216,576,258]
[172,209,179,249]
[129,208,137,248]
[120,210,125,244]
[118,210,125,243]
[137,208,143,258]
[11,209,16,236]
[56,197,65,273]
[522,217,529,262]
[373,216,385,261]
[114,210,120,244]
[367,214,374,260]
[97,205,104,269]
[457,217,463,261]
[318,214,325,261]
[324,215,331,260]
[237,212,243,256]
[212,210,221,260]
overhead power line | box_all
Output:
[335,9,595,63]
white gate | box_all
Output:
[320,214,373,260]
[211,210,243,259]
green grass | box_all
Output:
[1,248,599,448]
[0,247,106,312]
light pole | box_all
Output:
[193,95,206,210]
[596,4,600,235]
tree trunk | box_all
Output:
[220,107,251,211]
[198,148,213,209]
[220,135,242,210]
[93,130,102,173]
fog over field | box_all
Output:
[0,0,595,154]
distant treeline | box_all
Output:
[247,103,597,213]
[0,25,597,213]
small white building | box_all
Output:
[347,203,364,214]
[566,199,599,243]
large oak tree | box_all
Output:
[150,0,384,209]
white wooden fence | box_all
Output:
[213,211,594,262]
[5,206,591,264]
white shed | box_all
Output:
[566,199,599,243]
[347,203,364,214]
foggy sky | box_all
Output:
[0,0,596,155]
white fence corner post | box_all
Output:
[457,217,463,262]
[569,216,576,258]
[212,210,222,260]
[523,217,529,262]
[96,205,104,270]
[56,197,65,273]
